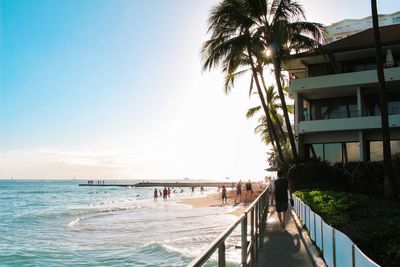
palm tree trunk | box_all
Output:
[247,46,286,166]
[273,59,299,164]
[259,71,287,143]
[371,0,395,200]
[267,126,278,153]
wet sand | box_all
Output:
[178,183,266,216]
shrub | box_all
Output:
[287,160,344,191]
[295,190,400,267]
[288,159,400,198]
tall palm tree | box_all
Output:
[371,0,395,200]
[202,0,286,165]
[254,0,325,164]
[247,85,290,144]
[247,85,295,167]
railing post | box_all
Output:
[313,212,316,241]
[255,202,259,251]
[332,228,336,267]
[241,213,248,267]
[218,241,226,267]
[250,208,255,264]
[259,196,263,247]
[321,219,324,256]
[300,201,302,220]
[352,244,355,267]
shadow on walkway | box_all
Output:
[255,206,314,267]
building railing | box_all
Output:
[292,196,380,267]
[302,107,400,121]
[188,187,270,267]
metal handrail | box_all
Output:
[302,107,400,121]
[188,186,270,267]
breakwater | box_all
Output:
[79,182,235,188]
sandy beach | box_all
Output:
[179,182,267,216]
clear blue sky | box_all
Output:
[1,0,399,179]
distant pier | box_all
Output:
[78,182,235,188]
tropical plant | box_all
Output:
[202,0,286,165]
[370,0,396,200]
[252,0,325,164]
[202,0,325,168]
[247,85,292,148]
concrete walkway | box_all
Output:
[255,205,317,267]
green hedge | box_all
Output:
[287,159,400,197]
[295,190,400,267]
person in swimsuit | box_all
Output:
[154,188,158,202]
[221,185,227,206]
[235,180,242,204]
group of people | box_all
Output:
[220,173,293,230]
[233,179,253,204]
[219,179,255,206]
[153,187,186,201]
[153,187,169,201]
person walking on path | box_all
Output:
[272,170,293,229]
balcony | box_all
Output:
[298,108,400,134]
[302,107,400,121]
[289,67,400,97]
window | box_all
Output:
[346,142,360,162]
[306,142,360,163]
[368,140,400,161]
[392,140,400,159]
[365,93,400,116]
[309,144,324,160]
[310,97,357,120]
[325,143,342,163]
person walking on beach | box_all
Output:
[245,179,253,202]
[154,188,158,202]
[235,180,242,204]
[163,187,168,200]
[221,185,227,206]
[272,170,293,229]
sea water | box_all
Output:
[0,180,242,267]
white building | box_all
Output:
[284,24,400,164]
[326,11,400,43]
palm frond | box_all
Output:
[246,106,262,119]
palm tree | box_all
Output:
[226,64,290,162]
[254,0,325,164]
[370,0,395,200]
[247,85,295,167]
[202,0,286,165]
[247,85,289,142]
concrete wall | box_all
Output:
[290,67,400,94]
[299,114,400,133]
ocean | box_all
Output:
[0,180,242,267]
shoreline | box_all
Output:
[178,183,266,217]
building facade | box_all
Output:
[284,25,400,164]
[325,11,400,43]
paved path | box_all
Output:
[255,205,316,267]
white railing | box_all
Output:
[292,196,380,267]
[188,187,270,267]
